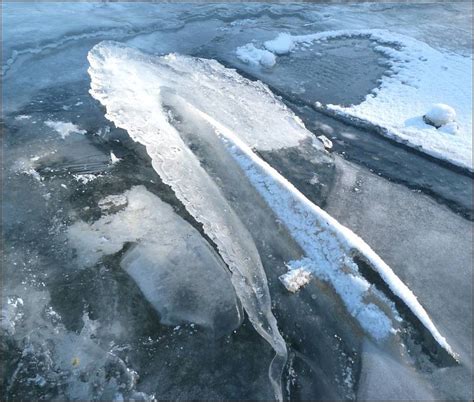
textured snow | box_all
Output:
[236,43,276,68]
[248,29,473,170]
[279,268,312,293]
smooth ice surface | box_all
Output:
[68,186,243,334]
[248,29,472,170]
[88,42,288,400]
[357,340,434,400]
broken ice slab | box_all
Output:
[68,186,243,336]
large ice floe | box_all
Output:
[68,185,244,336]
[87,41,456,398]
[237,29,473,171]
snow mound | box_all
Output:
[424,103,457,128]
[236,43,276,68]
[279,268,312,293]
[264,33,295,55]
[438,121,459,135]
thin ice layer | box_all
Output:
[87,41,288,400]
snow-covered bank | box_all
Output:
[238,29,473,171]
[87,42,455,359]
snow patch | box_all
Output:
[247,29,472,170]
[279,267,312,293]
[44,120,86,139]
[264,33,295,55]
[73,173,102,185]
[110,151,121,164]
[236,43,276,68]
[14,114,31,121]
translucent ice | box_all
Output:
[68,186,243,335]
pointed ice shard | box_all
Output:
[88,42,288,400]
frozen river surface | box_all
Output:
[1,2,472,401]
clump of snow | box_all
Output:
[236,43,276,68]
[73,173,102,184]
[110,150,121,164]
[25,167,42,182]
[12,156,43,183]
[244,29,472,170]
[317,135,333,150]
[45,120,86,139]
[423,103,456,128]
[264,33,295,55]
[14,114,31,121]
[279,267,312,293]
